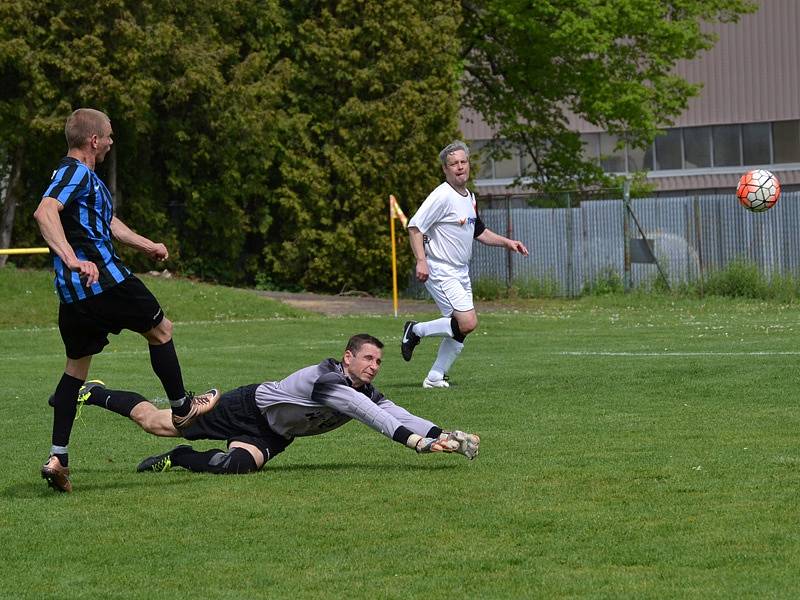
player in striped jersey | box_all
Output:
[72,334,480,474]
[33,108,218,493]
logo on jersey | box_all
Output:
[459,216,478,227]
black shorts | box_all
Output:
[58,275,165,359]
[182,384,293,466]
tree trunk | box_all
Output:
[0,147,24,268]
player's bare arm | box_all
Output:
[476,228,529,256]
[110,216,169,261]
[33,196,100,286]
[408,226,429,281]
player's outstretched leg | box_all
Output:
[137,445,192,472]
[138,445,258,474]
[171,389,220,430]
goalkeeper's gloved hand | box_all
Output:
[439,430,480,460]
[406,434,460,454]
[405,431,480,460]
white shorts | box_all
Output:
[424,273,474,316]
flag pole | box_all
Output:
[390,196,399,318]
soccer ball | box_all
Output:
[736,169,781,212]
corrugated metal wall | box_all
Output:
[675,0,800,127]
[469,191,800,295]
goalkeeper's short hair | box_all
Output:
[346,334,383,355]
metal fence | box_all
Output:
[468,191,800,296]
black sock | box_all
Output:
[169,447,221,472]
[54,453,69,468]
[169,447,257,474]
[91,388,148,418]
[148,340,188,412]
[51,373,84,450]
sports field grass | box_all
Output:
[2,269,799,598]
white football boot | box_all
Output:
[422,377,450,389]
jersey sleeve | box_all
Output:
[43,162,89,207]
[408,187,448,234]
[375,397,440,437]
[311,372,411,443]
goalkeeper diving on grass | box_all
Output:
[61,334,479,474]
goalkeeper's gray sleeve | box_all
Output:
[312,374,411,442]
[376,397,440,437]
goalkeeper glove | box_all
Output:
[439,430,480,460]
[406,434,460,454]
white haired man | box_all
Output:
[402,140,528,388]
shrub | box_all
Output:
[703,259,769,299]
[472,277,508,300]
[513,275,561,298]
[582,267,624,296]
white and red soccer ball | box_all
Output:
[736,169,781,213]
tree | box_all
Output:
[0,0,462,293]
[459,0,757,191]
[253,0,463,292]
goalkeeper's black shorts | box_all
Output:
[182,383,293,463]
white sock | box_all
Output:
[427,337,464,381]
[415,317,453,338]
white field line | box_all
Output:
[0,317,293,334]
[2,340,343,362]
[559,351,800,356]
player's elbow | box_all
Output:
[32,204,47,224]
[33,198,58,225]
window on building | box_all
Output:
[712,125,740,166]
[580,133,600,164]
[773,120,800,163]
[742,122,771,165]
[655,128,682,170]
[492,143,520,179]
[599,133,625,173]
[470,140,492,179]
[626,143,648,171]
[683,126,712,168]
[474,119,799,181]
[520,146,535,175]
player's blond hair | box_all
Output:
[65,108,111,149]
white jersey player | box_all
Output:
[403,140,529,388]
[72,334,480,475]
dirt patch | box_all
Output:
[258,291,431,316]
[258,290,517,316]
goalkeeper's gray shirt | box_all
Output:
[254,359,436,445]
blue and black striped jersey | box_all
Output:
[42,157,131,304]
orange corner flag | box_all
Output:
[389,195,408,228]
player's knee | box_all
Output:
[450,316,476,342]
[145,318,173,344]
[158,318,174,340]
[207,448,259,474]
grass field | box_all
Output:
[2,268,799,599]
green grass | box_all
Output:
[2,270,800,598]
